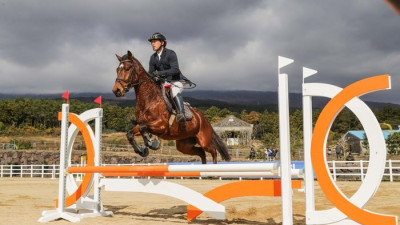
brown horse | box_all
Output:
[112,50,231,164]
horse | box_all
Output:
[111,50,231,164]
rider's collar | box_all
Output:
[157,47,164,58]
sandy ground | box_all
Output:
[0,178,399,225]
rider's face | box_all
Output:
[151,40,164,52]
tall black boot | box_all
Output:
[173,93,186,129]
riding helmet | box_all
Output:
[148,32,167,46]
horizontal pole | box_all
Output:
[68,165,169,174]
[168,163,279,172]
[102,171,280,177]
[68,163,280,174]
[68,163,279,173]
[103,172,201,177]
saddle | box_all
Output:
[161,84,193,123]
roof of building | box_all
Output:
[346,130,400,140]
[212,115,252,128]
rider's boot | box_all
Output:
[173,93,186,129]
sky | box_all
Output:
[0,0,399,104]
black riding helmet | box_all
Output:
[148,32,167,47]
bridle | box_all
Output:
[115,59,148,93]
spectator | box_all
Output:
[346,148,354,162]
[335,145,343,159]
[271,149,279,161]
[265,148,274,161]
[250,146,256,160]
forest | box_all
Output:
[1,98,400,155]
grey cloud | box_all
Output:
[0,0,399,104]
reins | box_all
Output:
[116,57,196,93]
[116,59,152,92]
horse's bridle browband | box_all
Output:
[116,59,149,92]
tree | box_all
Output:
[361,133,369,155]
[204,106,221,122]
[290,109,304,157]
[219,108,233,118]
[262,132,278,149]
[240,109,248,121]
[386,132,400,155]
[243,111,260,124]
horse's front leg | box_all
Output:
[139,124,161,150]
[127,124,149,157]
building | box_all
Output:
[344,129,400,154]
[212,115,253,146]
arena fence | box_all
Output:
[0,142,251,159]
[1,160,399,181]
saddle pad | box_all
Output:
[183,102,193,121]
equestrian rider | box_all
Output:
[148,32,187,128]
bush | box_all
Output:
[10,139,33,150]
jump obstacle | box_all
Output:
[39,56,398,224]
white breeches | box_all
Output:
[165,81,184,98]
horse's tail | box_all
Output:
[212,129,231,161]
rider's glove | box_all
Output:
[151,71,163,83]
[153,70,167,78]
[153,76,161,83]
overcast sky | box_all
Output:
[0,0,399,104]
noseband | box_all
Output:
[115,59,137,93]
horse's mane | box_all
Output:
[130,55,149,77]
[128,53,163,101]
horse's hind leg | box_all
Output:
[176,138,207,164]
[196,133,218,164]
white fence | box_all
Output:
[1,160,400,181]
[328,159,400,182]
[0,164,60,178]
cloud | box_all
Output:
[0,0,399,104]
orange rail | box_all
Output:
[102,171,201,177]
[68,165,169,174]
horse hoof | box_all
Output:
[138,146,149,157]
[150,139,161,150]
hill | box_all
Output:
[1,90,398,111]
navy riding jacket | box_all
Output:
[148,48,184,81]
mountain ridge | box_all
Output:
[0,90,398,110]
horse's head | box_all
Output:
[112,50,138,97]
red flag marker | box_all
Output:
[62,90,70,104]
[94,95,102,108]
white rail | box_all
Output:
[0,160,399,181]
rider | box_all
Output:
[148,32,187,128]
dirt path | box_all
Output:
[0,178,399,225]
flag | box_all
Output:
[303,67,318,79]
[62,90,69,104]
[278,56,294,69]
[94,95,102,107]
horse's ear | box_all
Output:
[127,50,133,58]
[116,54,122,62]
